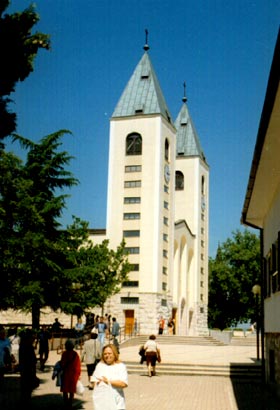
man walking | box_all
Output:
[93,316,108,349]
[111,317,120,352]
[81,332,101,390]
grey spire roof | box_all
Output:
[175,100,206,161]
[112,51,173,125]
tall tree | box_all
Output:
[0,1,50,145]
[1,131,79,328]
[208,229,261,330]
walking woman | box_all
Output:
[144,334,161,377]
[60,339,81,409]
[91,344,128,410]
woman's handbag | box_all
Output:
[92,382,118,410]
[76,379,85,396]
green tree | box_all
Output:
[208,229,261,330]
[61,238,131,317]
[1,131,79,328]
[0,1,50,145]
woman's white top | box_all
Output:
[91,361,128,410]
[144,339,159,352]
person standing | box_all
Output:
[167,317,174,335]
[81,332,101,390]
[0,326,11,392]
[158,316,165,335]
[91,344,128,410]
[144,334,161,377]
[18,329,39,401]
[60,339,81,409]
[111,317,120,352]
[52,318,64,333]
[37,325,51,371]
[93,316,108,349]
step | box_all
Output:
[120,335,225,348]
[125,362,261,380]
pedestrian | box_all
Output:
[60,339,81,409]
[18,328,39,401]
[81,332,101,390]
[111,317,120,352]
[0,326,11,392]
[52,318,64,333]
[158,316,165,335]
[74,318,85,347]
[144,334,161,377]
[8,327,20,372]
[133,318,138,336]
[167,317,174,335]
[37,324,51,370]
[91,344,128,410]
[93,316,108,349]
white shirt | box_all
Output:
[91,361,128,409]
[144,339,159,352]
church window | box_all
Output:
[124,180,141,188]
[123,230,140,237]
[163,249,168,258]
[123,213,140,220]
[165,139,169,160]
[175,171,184,190]
[163,267,167,275]
[161,299,167,306]
[164,201,169,209]
[163,233,168,242]
[163,217,168,226]
[125,247,140,254]
[126,133,142,155]
[162,282,167,291]
[122,281,139,287]
[201,175,205,194]
[164,185,169,193]
[125,165,141,172]
[121,297,139,304]
[124,197,141,204]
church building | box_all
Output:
[90,36,209,336]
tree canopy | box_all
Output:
[208,229,261,330]
[0,1,50,145]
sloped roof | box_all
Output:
[112,51,173,125]
[175,100,206,161]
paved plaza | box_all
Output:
[1,342,279,410]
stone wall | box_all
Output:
[266,332,280,395]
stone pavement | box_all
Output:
[1,342,279,410]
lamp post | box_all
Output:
[252,284,261,360]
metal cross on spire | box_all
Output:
[182,81,187,103]
[143,29,150,51]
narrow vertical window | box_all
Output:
[165,139,169,161]
[175,171,184,190]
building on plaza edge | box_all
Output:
[90,37,209,336]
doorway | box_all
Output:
[124,310,134,335]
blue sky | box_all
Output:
[6,0,280,257]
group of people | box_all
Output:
[158,316,175,335]
[0,316,166,409]
[57,338,128,409]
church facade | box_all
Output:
[90,39,209,336]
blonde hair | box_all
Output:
[101,344,120,363]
